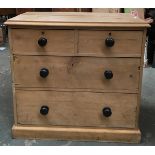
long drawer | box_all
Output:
[16,90,138,128]
[13,56,140,92]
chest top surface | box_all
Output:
[5,12,149,28]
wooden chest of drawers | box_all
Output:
[5,12,149,143]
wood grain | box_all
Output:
[11,29,75,55]
[13,56,140,92]
[12,125,141,143]
[15,87,139,94]
[7,12,148,142]
[5,12,149,28]
[8,28,18,125]
[135,29,147,127]
[11,29,143,57]
[16,90,137,128]
[78,30,143,56]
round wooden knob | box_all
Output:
[104,70,113,79]
[105,36,115,47]
[102,107,112,117]
[38,37,47,47]
[40,68,49,78]
[40,106,49,115]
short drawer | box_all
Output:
[16,90,138,128]
[13,56,140,92]
[10,29,75,55]
[78,30,143,57]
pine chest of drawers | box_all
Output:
[5,12,149,143]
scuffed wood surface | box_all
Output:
[5,12,149,27]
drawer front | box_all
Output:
[16,90,137,128]
[11,29,75,55]
[78,30,143,57]
[14,56,140,91]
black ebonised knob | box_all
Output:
[105,36,115,47]
[40,106,49,115]
[102,107,112,117]
[38,37,47,47]
[40,68,49,78]
[104,70,113,79]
